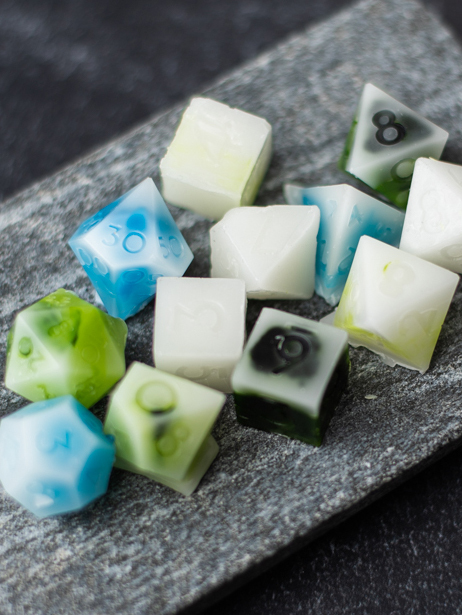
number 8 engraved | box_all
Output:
[372,110,406,146]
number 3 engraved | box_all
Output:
[102,225,122,246]
[379,261,415,298]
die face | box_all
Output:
[160,97,272,220]
[334,236,459,372]
[0,396,115,518]
[69,178,193,319]
[284,183,404,305]
[339,83,448,209]
[231,308,349,445]
[210,205,320,299]
[104,363,225,491]
[153,277,247,393]
[5,289,127,407]
[400,158,462,272]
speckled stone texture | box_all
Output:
[1,0,462,613]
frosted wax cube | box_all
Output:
[104,363,226,495]
[284,183,404,306]
[339,83,448,209]
[0,396,115,518]
[69,178,193,320]
[159,97,272,220]
[5,288,127,408]
[334,236,459,373]
[210,205,320,299]
[231,308,349,447]
[153,277,246,393]
[400,158,462,273]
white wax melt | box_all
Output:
[334,235,459,373]
[210,205,320,299]
[153,277,247,393]
[160,97,272,220]
[400,158,462,273]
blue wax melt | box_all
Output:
[69,178,194,319]
[0,395,115,518]
[284,183,405,306]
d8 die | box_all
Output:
[69,177,194,320]
[334,236,459,373]
[339,83,448,209]
[104,363,226,495]
[0,396,115,518]
[400,158,462,272]
[5,288,127,407]
[160,97,272,220]
[284,183,404,305]
[210,205,320,299]
[231,308,350,447]
[153,277,246,393]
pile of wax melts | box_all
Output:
[1,85,460,518]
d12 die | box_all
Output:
[153,277,247,393]
[339,83,448,209]
[334,236,459,373]
[284,183,404,305]
[104,363,226,495]
[400,158,462,273]
[210,205,320,299]
[160,97,272,220]
[0,395,115,518]
[69,178,194,320]
[231,308,350,447]
[5,288,127,407]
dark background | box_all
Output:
[2,0,462,613]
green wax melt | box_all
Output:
[104,362,226,495]
[231,308,350,446]
[5,288,127,407]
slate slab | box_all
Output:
[1,0,462,613]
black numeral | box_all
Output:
[372,110,405,146]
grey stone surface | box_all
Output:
[1,0,462,613]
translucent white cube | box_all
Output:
[284,183,404,305]
[339,83,448,209]
[400,158,462,273]
[153,277,247,393]
[334,236,459,373]
[160,97,272,220]
[210,205,320,299]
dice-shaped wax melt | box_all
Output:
[231,308,349,447]
[284,183,404,305]
[5,288,127,407]
[210,205,320,299]
[339,83,448,209]
[69,178,193,320]
[104,363,226,495]
[400,158,462,273]
[153,277,246,393]
[334,236,459,373]
[0,396,115,518]
[160,97,272,220]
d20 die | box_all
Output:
[231,308,349,447]
[153,277,246,393]
[284,183,404,306]
[339,83,448,209]
[400,158,462,273]
[0,395,115,518]
[104,363,226,495]
[69,177,193,320]
[210,205,320,299]
[5,288,127,407]
[334,236,459,373]
[160,97,272,220]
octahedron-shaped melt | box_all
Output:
[339,83,448,209]
[5,288,127,407]
[334,236,459,373]
[210,205,320,299]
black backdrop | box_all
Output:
[2,1,462,613]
